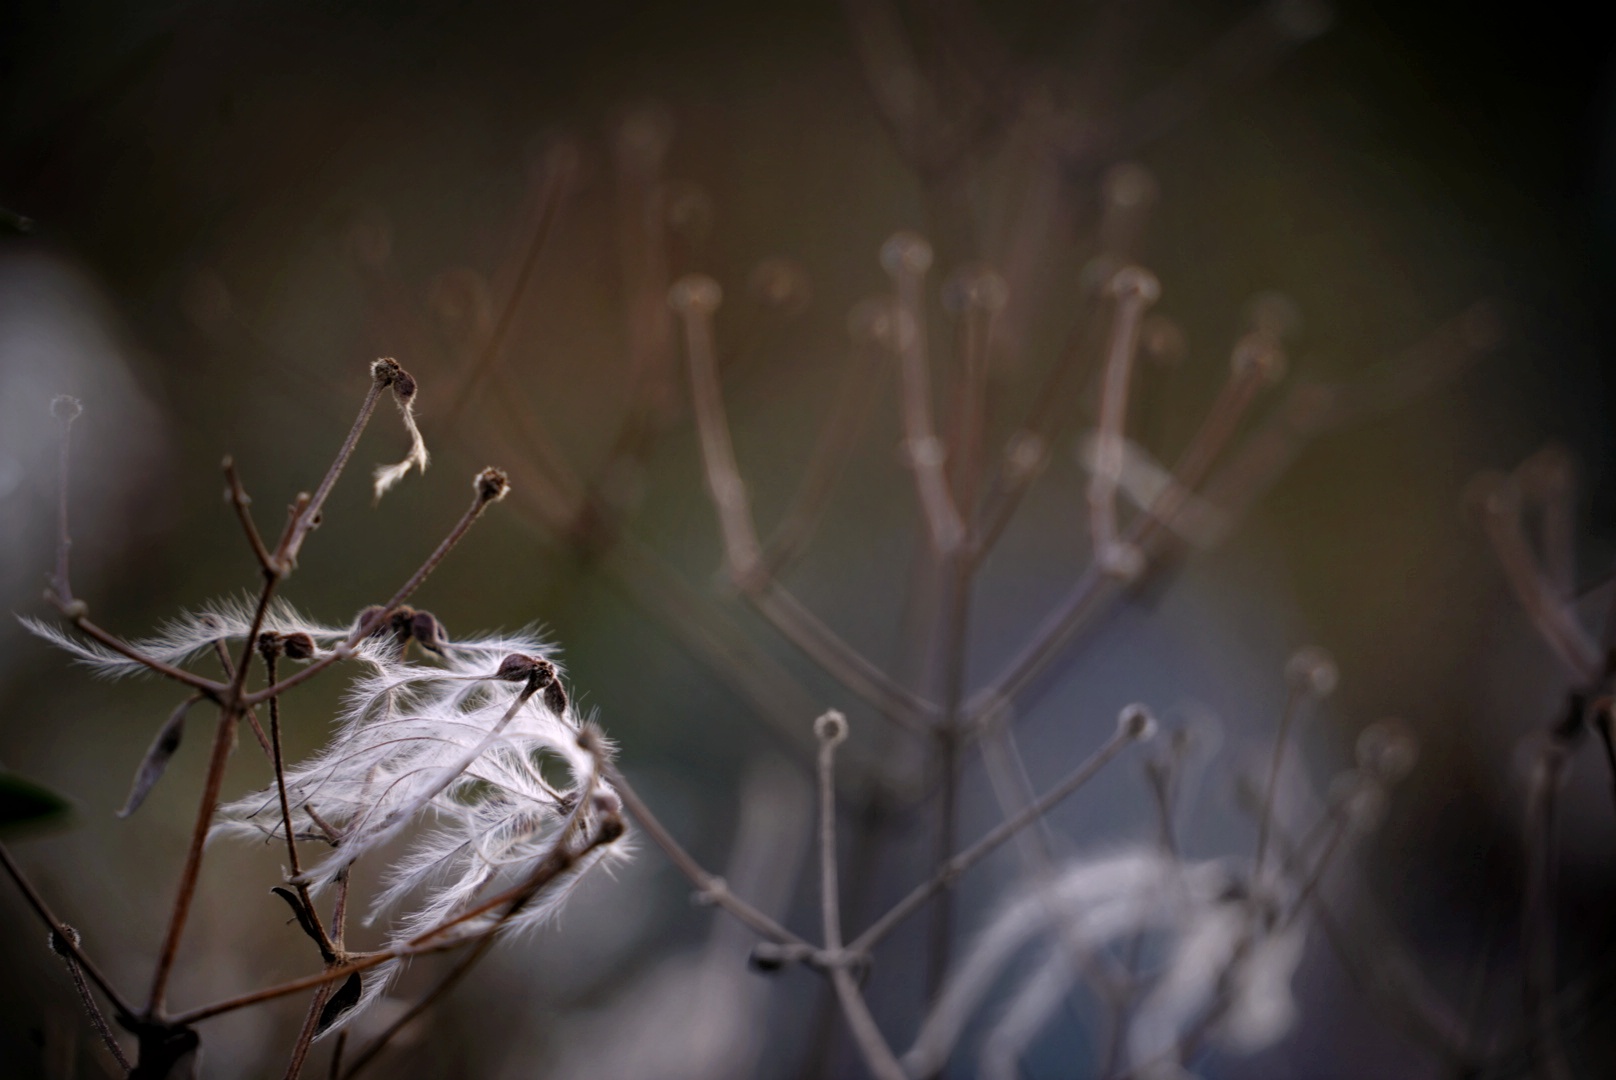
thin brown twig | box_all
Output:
[0,843,135,1021]
[283,982,336,1080]
[146,583,279,1014]
[223,456,278,576]
[339,934,497,1079]
[1254,683,1305,879]
[50,925,132,1074]
[53,614,227,696]
[279,367,391,567]
[444,147,573,422]
[884,233,965,554]
[170,814,620,1026]
[249,474,507,705]
[211,640,272,757]
[850,720,1139,954]
[604,760,814,950]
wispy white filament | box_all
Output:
[904,847,1306,1080]
[19,597,351,679]
[210,625,624,1028]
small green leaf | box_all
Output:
[0,770,73,831]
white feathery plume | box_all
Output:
[18,598,351,679]
[903,847,1307,1080]
[213,627,626,1031]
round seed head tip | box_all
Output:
[880,232,933,277]
[942,266,1010,314]
[814,709,849,745]
[371,357,403,385]
[496,653,554,687]
[475,467,510,503]
[1286,645,1338,698]
[1355,719,1419,784]
[668,274,722,315]
[1107,266,1161,305]
[1231,332,1287,384]
[1119,703,1158,741]
[1099,542,1146,582]
[50,394,83,424]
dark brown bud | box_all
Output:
[495,653,557,694]
[475,467,510,504]
[371,357,403,386]
[390,367,417,402]
[282,632,317,661]
[353,604,389,637]
[410,610,448,653]
[256,631,284,660]
[542,679,569,716]
[596,813,626,845]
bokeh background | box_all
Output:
[2,1,1615,1076]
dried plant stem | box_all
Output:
[339,934,497,1079]
[1478,487,1600,681]
[1254,684,1304,879]
[963,341,1277,726]
[813,713,907,1080]
[673,281,938,732]
[761,338,888,575]
[815,712,848,951]
[223,456,277,576]
[674,278,764,577]
[446,150,572,421]
[56,929,132,1073]
[749,586,935,732]
[283,983,335,1080]
[0,844,135,1021]
[604,760,813,950]
[972,298,1107,558]
[171,814,619,1027]
[281,373,388,567]
[264,653,332,959]
[250,482,503,705]
[58,616,227,697]
[831,967,907,1080]
[147,547,289,1016]
[850,721,1135,954]
[1087,269,1156,563]
[885,236,965,554]
[210,640,272,757]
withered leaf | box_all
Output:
[117,697,195,818]
[315,972,362,1036]
[270,887,334,962]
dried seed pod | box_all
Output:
[410,610,449,653]
[475,467,510,504]
[282,632,317,661]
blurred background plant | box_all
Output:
[2,0,1615,1077]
